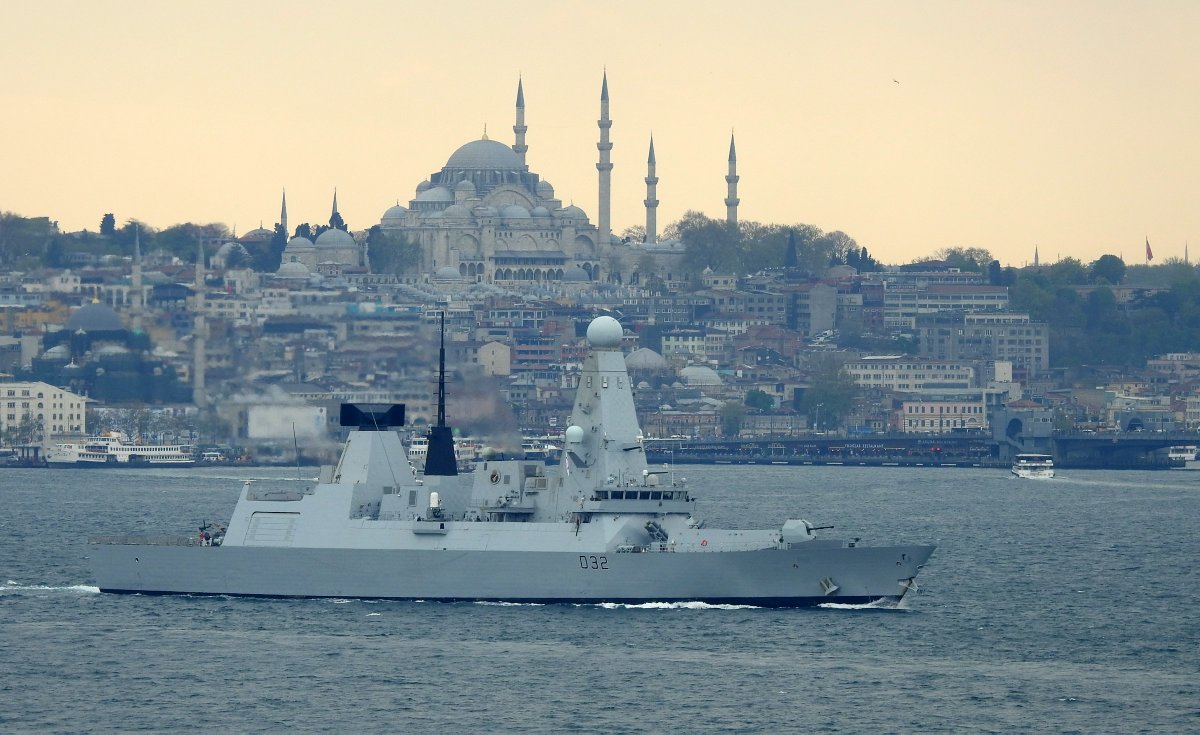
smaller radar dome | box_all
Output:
[586,316,623,348]
[564,425,584,444]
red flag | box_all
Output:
[1146,237,1153,262]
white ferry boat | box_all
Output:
[1167,445,1199,469]
[46,432,195,468]
[1012,453,1054,479]
[406,433,480,472]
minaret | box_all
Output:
[725,133,740,227]
[192,238,207,408]
[329,188,344,230]
[596,71,613,245]
[131,225,143,332]
[280,188,289,237]
[644,136,659,244]
[513,77,528,170]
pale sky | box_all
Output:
[3,0,1198,267]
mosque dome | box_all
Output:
[562,266,589,282]
[240,226,273,242]
[43,344,70,360]
[216,241,249,261]
[500,204,531,219]
[286,236,315,250]
[66,302,124,332]
[416,186,453,202]
[679,366,722,386]
[556,205,586,219]
[416,180,433,193]
[315,228,355,249]
[442,204,472,219]
[536,180,555,198]
[434,266,463,280]
[381,204,408,225]
[625,347,668,371]
[455,179,476,193]
[445,138,521,170]
[277,261,311,278]
[530,206,551,218]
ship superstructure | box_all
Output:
[89,316,934,606]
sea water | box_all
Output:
[1,466,1197,733]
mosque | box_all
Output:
[373,74,742,285]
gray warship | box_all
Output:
[89,316,934,606]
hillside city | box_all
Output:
[4,201,1199,467]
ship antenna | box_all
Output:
[292,422,301,481]
[423,311,458,476]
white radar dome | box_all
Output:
[586,316,623,348]
[564,425,584,444]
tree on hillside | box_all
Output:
[100,213,116,236]
[800,356,858,432]
[744,389,775,412]
[366,226,421,275]
[934,246,992,272]
[1091,254,1126,285]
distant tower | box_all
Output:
[513,77,528,170]
[131,225,144,333]
[785,229,798,269]
[192,239,207,408]
[596,71,613,245]
[1034,245,1040,267]
[1186,241,1190,265]
[725,133,740,227]
[644,137,659,244]
[280,188,289,238]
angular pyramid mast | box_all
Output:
[423,312,458,476]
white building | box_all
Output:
[1,381,87,443]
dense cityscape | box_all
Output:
[3,80,1199,469]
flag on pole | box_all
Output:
[1146,237,1153,262]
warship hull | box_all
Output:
[89,541,933,607]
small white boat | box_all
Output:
[1012,453,1054,479]
[1167,446,1199,469]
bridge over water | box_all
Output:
[643,431,1198,470]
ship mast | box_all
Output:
[423,311,458,476]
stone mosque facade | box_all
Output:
[375,75,740,286]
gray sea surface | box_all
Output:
[1,465,1197,734]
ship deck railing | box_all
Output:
[88,534,221,547]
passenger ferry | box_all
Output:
[406,433,480,472]
[1011,453,1054,479]
[1167,445,1199,469]
[46,432,195,468]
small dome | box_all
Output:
[556,205,586,219]
[442,204,472,219]
[536,180,555,198]
[455,179,476,192]
[44,344,70,359]
[562,266,589,282]
[416,186,453,202]
[216,241,249,259]
[65,302,124,332]
[530,206,551,217]
[277,261,311,278]
[445,139,521,169]
[286,236,315,249]
[473,206,498,217]
[381,204,408,225]
[625,347,668,370]
[240,226,273,242]
[416,180,433,193]
[434,266,463,280]
[500,205,531,219]
[587,316,623,349]
[315,228,355,249]
[680,366,722,386]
